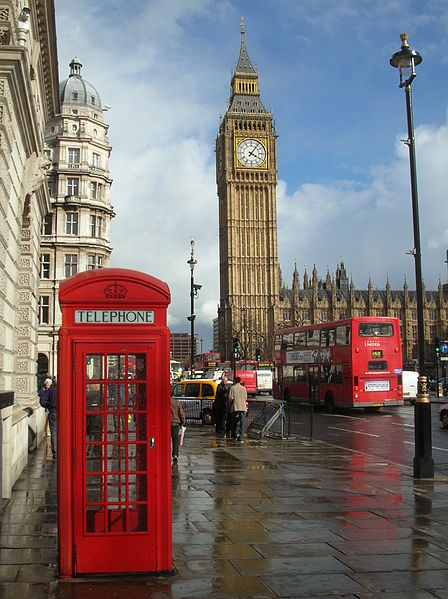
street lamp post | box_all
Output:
[390,33,434,478]
[187,236,201,376]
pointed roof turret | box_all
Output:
[228,18,268,115]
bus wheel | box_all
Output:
[283,389,290,402]
[325,393,335,412]
[202,408,213,425]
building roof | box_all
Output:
[59,57,102,112]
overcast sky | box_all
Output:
[55,0,448,351]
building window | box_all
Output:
[87,254,96,270]
[97,255,103,268]
[65,212,79,235]
[68,147,80,164]
[43,214,53,235]
[40,254,50,279]
[90,215,103,237]
[90,182,98,199]
[39,295,50,324]
[64,254,78,278]
[67,177,79,196]
[92,152,100,168]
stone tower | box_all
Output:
[216,19,280,361]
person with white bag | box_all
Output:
[170,395,186,464]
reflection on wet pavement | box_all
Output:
[1,427,448,597]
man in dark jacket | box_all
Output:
[170,395,186,464]
[39,378,57,458]
[213,375,228,434]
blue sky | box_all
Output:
[55,0,448,351]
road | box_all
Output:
[251,394,448,476]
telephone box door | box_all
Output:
[73,342,160,574]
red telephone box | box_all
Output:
[57,268,172,577]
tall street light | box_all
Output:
[390,33,434,478]
[187,236,201,375]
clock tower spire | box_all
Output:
[216,19,280,362]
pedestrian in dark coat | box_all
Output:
[170,396,186,464]
[39,378,57,458]
[213,375,228,433]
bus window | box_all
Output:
[359,322,394,337]
[282,333,293,350]
[294,365,306,382]
[306,329,320,347]
[274,335,282,351]
[321,328,335,347]
[282,365,294,382]
[336,325,351,345]
[368,360,388,371]
[293,331,306,349]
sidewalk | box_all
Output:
[1,427,448,598]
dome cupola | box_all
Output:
[59,57,102,113]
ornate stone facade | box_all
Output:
[278,261,447,371]
[37,57,114,378]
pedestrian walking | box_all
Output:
[39,378,57,458]
[228,376,247,442]
[170,395,186,464]
[213,375,228,433]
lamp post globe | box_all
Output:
[390,33,433,479]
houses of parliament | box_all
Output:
[216,20,447,370]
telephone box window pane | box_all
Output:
[86,475,104,503]
[108,450,127,473]
[86,506,105,533]
[128,354,146,380]
[86,384,104,410]
[128,445,147,471]
[128,414,147,441]
[86,414,104,443]
[107,414,126,442]
[128,505,148,532]
[86,443,104,472]
[128,383,146,410]
[107,355,125,380]
[87,355,104,380]
[106,383,125,410]
[107,475,126,504]
[128,474,147,503]
[107,508,126,533]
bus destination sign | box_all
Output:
[75,310,155,324]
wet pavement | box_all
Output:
[1,428,448,598]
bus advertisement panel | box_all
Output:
[273,317,403,410]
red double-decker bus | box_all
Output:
[235,359,257,396]
[193,352,221,372]
[273,317,403,411]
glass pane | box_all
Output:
[106,413,126,442]
[107,354,125,379]
[86,384,104,410]
[107,474,126,503]
[108,507,126,533]
[129,504,148,532]
[128,383,146,410]
[106,383,125,410]
[86,444,104,472]
[107,444,127,472]
[128,473,147,502]
[86,414,104,442]
[86,475,104,503]
[128,444,147,471]
[128,413,146,441]
[86,506,105,533]
[87,355,104,380]
[128,354,146,380]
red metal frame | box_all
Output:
[58,269,171,577]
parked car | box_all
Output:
[439,404,448,429]
[172,379,219,425]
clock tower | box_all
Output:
[216,19,280,361]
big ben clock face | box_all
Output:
[237,139,266,168]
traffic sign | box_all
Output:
[441,342,448,355]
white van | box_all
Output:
[403,371,418,403]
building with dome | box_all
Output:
[37,57,114,378]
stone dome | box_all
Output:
[59,57,102,112]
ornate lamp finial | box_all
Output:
[400,32,409,48]
[241,16,245,36]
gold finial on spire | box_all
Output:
[241,16,245,36]
[400,32,409,48]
